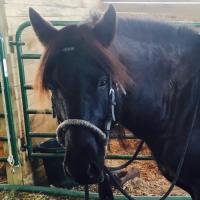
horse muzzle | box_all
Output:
[56,119,107,184]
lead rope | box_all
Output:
[109,140,144,171]
[104,166,137,200]
[103,85,200,200]
[159,86,200,200]
[84,185,89,200]
[83,140,144,200]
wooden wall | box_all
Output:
[103,0,200,21]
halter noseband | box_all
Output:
[56,119,107,145]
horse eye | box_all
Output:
[48,85,54,91]
[98,79,108,87]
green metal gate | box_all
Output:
[14,20,198,199]
[0,34,19,166]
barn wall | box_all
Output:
[103,0,200,21]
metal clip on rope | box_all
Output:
[6,127,15,173]
[109,87,116,121]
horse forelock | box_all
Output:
[34,23,133,98]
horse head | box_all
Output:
[29,5,130,184]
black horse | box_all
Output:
[29,5,200,199]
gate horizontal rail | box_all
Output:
[0,184,192,200]
[30,152,153,160]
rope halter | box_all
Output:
[56,119,107,146]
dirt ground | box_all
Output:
[0,139,188,199]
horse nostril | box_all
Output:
[87,162,100,180]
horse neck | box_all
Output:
[110,40,167,147]
[119,88,164,143]
[112,18,200,160]
[119,71,200,153]
[112,19,200,135]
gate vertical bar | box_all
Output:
[0,35,19,165]
[15,22,32,159]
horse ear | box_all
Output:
[93,5,116,47]
[29,8,58,47]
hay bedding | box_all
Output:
[106,139,187,196]
[0,139,188,199]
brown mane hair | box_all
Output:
[34,23,133,98]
